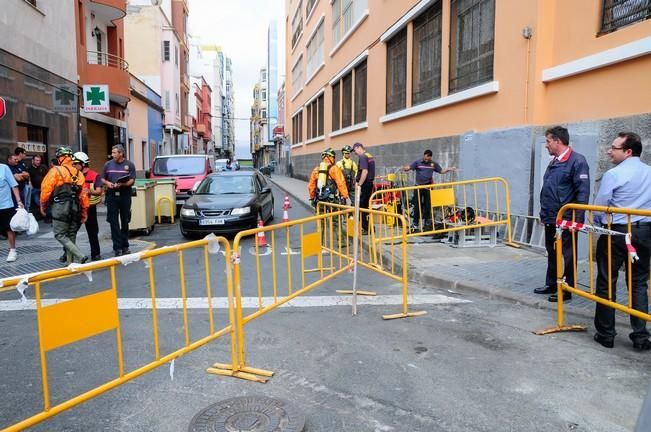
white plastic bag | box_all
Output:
[10,208,30,232]
[27,213,39,236]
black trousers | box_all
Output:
[412,187,432,229]
[359,182,373,231]
[105,191,131,252]
[594,224,651,342]
[544,223,576,288]
[86,205,100,257]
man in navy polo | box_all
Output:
[403,149,455,232]
[101,144,136,257]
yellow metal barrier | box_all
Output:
[217,205,424,383]
[537,204,651,335]
[368,177,517,247]
[156,196,175,224]
[1,237,237,432]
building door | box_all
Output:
[96,30,103,65]
[87,120,108,173]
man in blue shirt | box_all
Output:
[535,126,590,302]
[101,145,136,257]
[593,132,651,351]
[0,162,24,262]
[403,149,455,232]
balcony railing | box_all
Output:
[86,51,129,71]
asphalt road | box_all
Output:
[1,184,650,431]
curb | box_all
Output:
[268,177,314,213]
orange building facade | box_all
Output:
[284,0,651,215]
[75,0,130,172]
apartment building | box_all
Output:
[0,0,78,161]
[284,0,651,215]
[223,57,235,157]
[250,68,269,167]
[172,0,191,141]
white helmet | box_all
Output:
[73,151,89,165]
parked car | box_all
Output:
[147,154,215,207]
[215,158,240,171]
[179,171,274,238]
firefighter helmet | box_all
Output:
[55,146,74,159]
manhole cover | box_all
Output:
[188,396,305,432]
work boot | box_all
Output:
[58,253,67,263]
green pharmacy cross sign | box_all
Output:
[53,86,77,113]
[83,85,109,113]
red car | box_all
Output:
[148,154,215,207]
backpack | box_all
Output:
[51,165,82,223]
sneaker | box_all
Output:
[6,249,17,262]
[58,253,67,263]
[91,255,102,261]
[114,250,122,257]
[80,256,89,264]
[121,248,131,255]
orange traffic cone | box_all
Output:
[282,194,291,223]
[256,217,268,247]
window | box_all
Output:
[413,1,442,105]
[449,0,495,93]
[306,0,318,18]
[306,19,325,79]
[386,28,407,113]
[175,45,179,65]
[332,81,340,131]
[354,60,367,123]
[332,0,368,46]
[261,109,267,119]
[291,55,304,97]
[306,93,324,140]
[292,1,303,48]
[292,111,303,144]
[341,72,352,128]
[163,41,170,61]
[600,0,651,34]
[175,93,179,114]
[165,91,170,111]
[262,70,267,81]
[262,90,267,101]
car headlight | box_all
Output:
[180,208,195,217]
[231,206,251,216]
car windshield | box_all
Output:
[196,175,254,194]
[153,157,204,176]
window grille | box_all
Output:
[317,94,324,136]
[449,0,495,93]
[386,28,407,114]
[163,41,170,62]
[354,60,367,124]
[413,1,442,105]
[341,72,353,128]
[601,0,650,33]
[332,81,341,131]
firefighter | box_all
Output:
[40,146,89,264]
[308,147,349,208]
[336,145,358,204]
[74,151,103,261]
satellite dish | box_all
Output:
[151,0,161,5]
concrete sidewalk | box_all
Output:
[0,205,155,280]
[267,173,617,321]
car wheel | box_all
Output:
[180,226,193,239]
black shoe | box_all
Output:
[548,292,572,302]
[114,250,122,257]
[80,256,89,264]
[534,286,555,295]
[633,339,651,351]
[122,248,131,255]
[58,254,67,263]
[91,255,102,261]
[594,333,614,348]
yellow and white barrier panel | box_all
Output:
[219,204,424,383]
[537,204,651,335]
[368,177,517,246]
[0,236,238,432]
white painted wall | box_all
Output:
[0,0,77,82]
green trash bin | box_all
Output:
[129,180,156,235]
[151,178,177,222]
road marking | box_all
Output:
[280,246,300,255]
[0,294,469,311]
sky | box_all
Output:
[188,0,286,159]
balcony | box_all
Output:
[88,0,126,22]
[196,124,207,135]
[84,50,130,105]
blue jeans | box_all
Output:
[31,188,41,212]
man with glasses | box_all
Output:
[535,126,590,302]
[593,132,651,351]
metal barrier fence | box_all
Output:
[537,204,651,335]
[368,177,516,246]
[213,205,424,383]
[0,237,237,432]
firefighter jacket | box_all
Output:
[336,158,358,190]
[40,158,89,219]
[308,161,349,201]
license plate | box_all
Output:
[199,218,225,225]
[176,199,185,205]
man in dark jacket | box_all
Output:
[535,126,590,302]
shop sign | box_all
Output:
[0,97,6,119]
[83,85,109,113]
[53,86,77,113]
